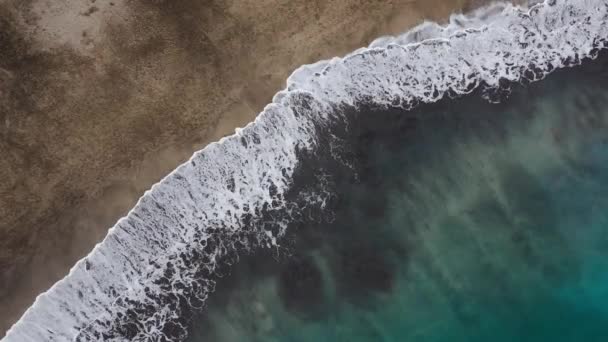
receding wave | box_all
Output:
[4,0,608,341]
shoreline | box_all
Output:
[0,0,493,333]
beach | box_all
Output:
[3,1,606,340]
[0,0,489,334]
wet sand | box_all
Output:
[0,0,494,334]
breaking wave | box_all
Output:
[3,0,608,341]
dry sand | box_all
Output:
[0,0,495,333]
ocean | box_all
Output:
[4,0,608,341]
[188,48,608,342]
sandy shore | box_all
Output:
[0,0,495,333]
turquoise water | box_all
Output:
[188,57,608,341]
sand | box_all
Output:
[0,0,494,334]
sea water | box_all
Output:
[187,52,608,341]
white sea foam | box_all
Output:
[4,0,607,341]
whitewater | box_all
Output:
[3,0,608,341]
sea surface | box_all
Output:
[188,49,608,342]
[4,1,608,341]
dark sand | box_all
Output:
[0,0,495,333]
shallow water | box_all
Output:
[187,53,608,341]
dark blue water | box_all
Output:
[187,53,608,341]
